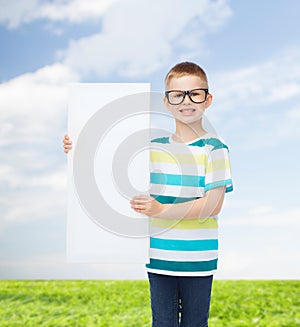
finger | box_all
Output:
[131,201,150,207]
[131,204,145,210]
[131,204,146,210]
[133,208,144,213]
[64,134,69,140]
[131,197,152,204]
[64,145,72,153]
[131,195,145,201]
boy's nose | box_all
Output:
[183,94,192,104]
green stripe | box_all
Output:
[150,172,205,187]
[150,217,218,230]
[150,194,200,204]
[146,258,218,272]
[150,152,206,165]
[206,158,230,173]
[150,238,218,251]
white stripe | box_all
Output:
[150,227,218,240]
[150,184,205,198]
[208,148,229,160]
[205,169,231,182]
[151,143,205,155]
[149,249,218,262]
[146,267,216,277]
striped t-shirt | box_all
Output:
[146,133,233,276]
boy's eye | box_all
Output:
[190,92,200,97]
[174,93,183,98]
[172,92,183,98]
[170,92,184,99]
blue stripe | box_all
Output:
[150,237,218,251]
[189,137,229,150]
[150,173,205,187]
[151,137,170,144]
[205,179,233,193]
[150,194,200,204]
[146,258,218,272]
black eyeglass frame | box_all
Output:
[165,88,209,105]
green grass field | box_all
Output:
[0,280,299,326]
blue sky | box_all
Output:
[0,0,300,279]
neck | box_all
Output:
[173,119,207,143]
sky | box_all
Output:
[0,0,300,279]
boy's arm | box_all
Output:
[130,186,226,219]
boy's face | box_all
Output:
[164,75,212,125]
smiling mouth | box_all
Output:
[179,108,196,114]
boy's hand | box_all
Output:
[63,134,72,153]
[130,195,164,217]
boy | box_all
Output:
[64,62,233,326]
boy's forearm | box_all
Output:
[155,187,225,220]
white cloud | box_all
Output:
[0,182,66,228]
[212,48,300,112]
[0,164,66,191]
[0,63,79,144]
[0,63,78,231]
[0,0,38,28]
[216,250,300,279]
[62,0,232,78]
[278,106,300,139]
[38,0,119,23]
[206,48,300,149]
[0,0,232,235]
[216,202,300,279]
[0,253,147,279]
[0,0,118,28]
[223,206,300,227]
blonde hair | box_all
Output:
[165,62,208,89]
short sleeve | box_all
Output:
[204,143,233,193]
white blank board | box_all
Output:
[67,83,150,265]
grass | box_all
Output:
[0,280,299,326]
[210,280,300,327]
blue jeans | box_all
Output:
[148,272,213,327]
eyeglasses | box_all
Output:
[165,88,209,105]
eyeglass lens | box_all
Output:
[167,89,207,104]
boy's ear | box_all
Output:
[205,93,213,109]
[163,96,171,111]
